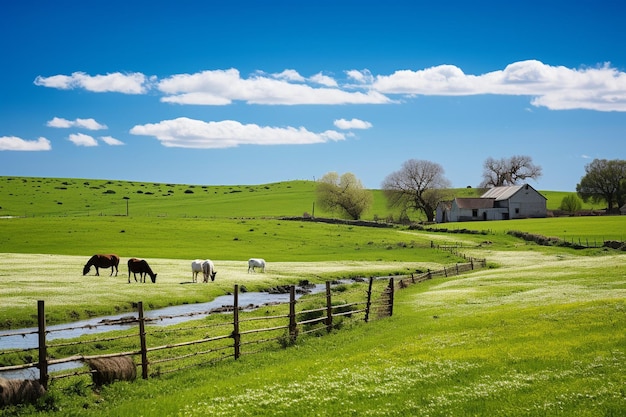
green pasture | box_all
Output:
[0,176,601,222]
[0,176,397,220]
[438,216,626,245]
[3,249,624,416]
[0,254,449,329]
[1,176,625,416]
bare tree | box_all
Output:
[316,172,373,220]
[480,155,542,188]
[381,159,451,222]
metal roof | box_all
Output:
[480,185,524,201]
[455,198,495,209]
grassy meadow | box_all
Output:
[0,176,625,416]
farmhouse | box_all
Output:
[436,184,547,223]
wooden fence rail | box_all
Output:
[0,260,484,393]
[0,277,395,388]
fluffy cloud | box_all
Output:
[130,117,345,148]
[67,133,124,146]
[100,136,125,146]
[334,118,373,130]
[157,69,390,105]
[34,60,626,111]
[47,117,107,130]
[0,136,51,151]
[373,60,626,111]
[34,72,148,94]
[68,133,98,147]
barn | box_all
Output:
[436,184,547,223]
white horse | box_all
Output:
[191,259,217,282]
[247,258,266,273]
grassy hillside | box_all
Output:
[0,176,600,221]
[1,176,624,416]
[0,176,399,220]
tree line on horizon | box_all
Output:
[316,156,626,221]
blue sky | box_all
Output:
[1,0,625,191]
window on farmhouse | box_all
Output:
[515,208,520,214]
[472,209,478,217]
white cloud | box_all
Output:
[130,117,346,148]
[34,71,148,94]
[100,136,124,146]
[346,69,374,84]
[310,72,338,87]
[47,117,107,130]
[373,60,626,111]
[0,136,51,151]
[69,133,98,147]
[157,69,391,105]
[271,69,306,82]
[334,118,373,130]
[33,61,626,111]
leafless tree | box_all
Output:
[316,172,373,220]
[480,155,542,188]
[381,159,451,222]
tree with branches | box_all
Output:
[576,158,626,213]
[381,159,451,222]
[480,155,542,188]
[316,172,373,220]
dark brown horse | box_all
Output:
[127,258,157,283]
[83,254,120,276]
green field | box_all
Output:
[0,176,624,416]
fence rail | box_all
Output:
[0,277,396,388]
[0,259,485,397]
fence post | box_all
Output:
[137,301,149,379]
[388,278,395,317]
[325,281,333,333]
[456,264,459,275]
[37,300,48,389]
[364,277,373,323]
[233,285,241,360]
[289,285,297,342]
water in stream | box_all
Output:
[0,282,334,379]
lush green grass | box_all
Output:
[0,176,600,221]
[0,254,453,329]
[4,249,624,416]
[438,216,626,244]
[0,216,458,261]
[0,176,399,220]
[1,176,624,416]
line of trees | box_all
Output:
[316,156,625,221]
[317,155,542,221]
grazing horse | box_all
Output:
[247,258,266,273]
[127,258,157,283]
[191,259,217,283]
[83,254,120,276]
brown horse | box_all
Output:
[127,258,157,283]
[83,254,120,276]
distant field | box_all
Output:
[440,216,626,244]
[0,176,600,221]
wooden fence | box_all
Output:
[0,277,395,389]
[0,259,485,394]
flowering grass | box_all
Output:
[4,249,624,416]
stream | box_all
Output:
[0,282,336,379]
